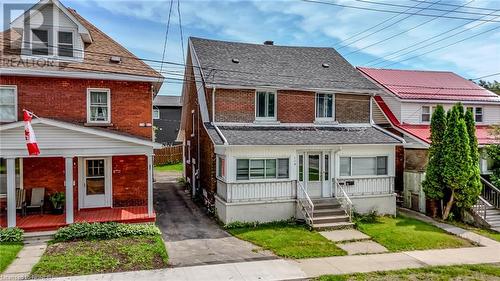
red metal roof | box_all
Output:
[374,96,497,145]
[358,67,500,103]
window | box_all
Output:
[475,107,483,122]
[153,108,160,119]
[421,106,431,122]
[308,154,320,181]
[0,158,22,196]
[324,154,329,180]
[299,155,304,181]
[0,86,17,122]
[58,31,73,57]
[85,159,105,195]
[316,93,334,119]
[236,158,289,180]
[87,89,110,123]
[217,156,225,179]
[31,29,49,55]
[255,91,276,120]
[339,156,388,177]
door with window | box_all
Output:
[81,158,111,208]
[298,152,330,198]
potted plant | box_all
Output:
[49,192,65,214]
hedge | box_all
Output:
[54,222,161,242]
[0,227,24,243]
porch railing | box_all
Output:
[297,180,314,227]
[481,176,500,209]
[336,176,394,197]
[335,179,353,222]
[217,180,296,203]
[473,196,490,221]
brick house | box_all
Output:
[0,0,163,230]
[179,37,403,228]
[357,67,500,214]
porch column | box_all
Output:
[6,158,16,227]
[65,157,74,224]
[147,154,153,217]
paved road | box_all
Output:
[153,172,275,267]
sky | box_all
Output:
[1,0,499,96]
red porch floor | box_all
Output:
[1,206,156,232]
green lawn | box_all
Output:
[0,243,23,273]
[31,235,168,277]
[154,162,183,172]
[227,222,346,259]
[315,263,500,281]
[356,215,473,252]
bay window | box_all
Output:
[316,93,334,120]
[255,90,276,120]
[340,156,388,177]
[236,158,289,180]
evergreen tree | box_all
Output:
[422,105,447,201]
[442,106,472,220]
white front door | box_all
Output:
[81,158,111,208]
[299,152,331,198]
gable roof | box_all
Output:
[189,37,380,93]
[358,67,500,103]
[1,2,163,81]
[154,95,182,107]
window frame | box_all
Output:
[216,155,226,180]
[315,92,335,121]
[153,108,160,119]
[339,155,389,178]
[30,28,50,56]
[235,157,290,181]
[57,30,74,58]
[255,90,277,121]
[0,85,18,122]
[86,88,111,124]
[421,105,431,123]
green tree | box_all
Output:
[487,125,500,187]
[422,105,447,201]
[478,80,500,95]
[442,106,472,220]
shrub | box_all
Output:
[54,222,161,242]
[0,227,24,243]
[353,210,378,225]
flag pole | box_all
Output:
[23,109,40,119]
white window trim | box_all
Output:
[24,27,82,62]
[236,157,290,182]
[86,88,111,124]
[315,93,335,122]
[153,108,160,119]
[216,155,226,180]
[30,28,50,56]
[0,85,18,122]
[57,30,75,58]
[339,155,390,178]
[467,106,484,123]
[420,105,431,123]
[255,90,277,121]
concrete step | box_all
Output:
[312,198,339,204]
[313,209,346,217]
[23,230,55,245]
[314,202,342,210]
[313,215,350,224]
[313,222,354,231]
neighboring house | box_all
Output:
[153,95,182,146]
[357,67,500,213]
[0,0,163,230]
[179,37,403,228]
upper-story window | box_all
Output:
[153,108,160,119]
[255,90,276,120]
[31,29,49,55]
[0,86,17,122]
[58,31,73,57]
[467,107,483,123]
[421,106,431,122]
[87,88,110,123]
[316,93,334,120]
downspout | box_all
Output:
[210,87,228,145]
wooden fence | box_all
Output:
[154,145,183,165]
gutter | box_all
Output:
[213,123,228,146]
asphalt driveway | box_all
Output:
[153,172,275,267]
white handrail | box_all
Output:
[296,180,314,227]
[335,179,353,222]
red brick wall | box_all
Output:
[0,76,153,139]
[214,88,255,122]
[22,157,79,211]
[112,155,148,207]
[277,90,315,123]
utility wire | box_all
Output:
[408,0,498,12]
[470,72,500,80]
[159,0,174,74]
[177,0,185,62]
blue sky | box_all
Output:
[2,0,499,96]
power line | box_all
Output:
[177,0,185,62]
[364,8,500,66]
[301,0,500,22]
[470,72,500,80]
[382,24,500,67]
[344,0,474,56]
[408,0,499,12]
[159,0,174,75]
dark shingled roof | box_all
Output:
[190,37,380,92]
[154,95,182,107]
[205,124,401,146]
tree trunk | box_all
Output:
[442,189,455,220]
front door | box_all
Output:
[298,152,331,198]
[81,158,111,208]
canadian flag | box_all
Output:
[23,110,40,156]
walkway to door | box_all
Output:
[154,173,276,267]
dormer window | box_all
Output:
[58,31,73,57]
[31,29,49,55]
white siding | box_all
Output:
[372,99,389,125]
[401,102,500,125]
[380,94,401,122]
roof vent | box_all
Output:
[322,63,330,68]
[231,58,240,64]
[110,56,122,63]
[263,40,274,45]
